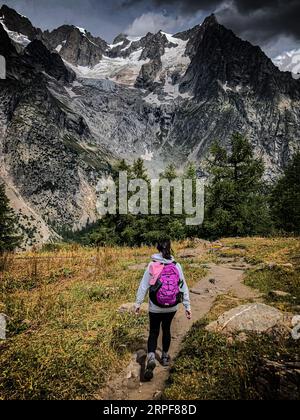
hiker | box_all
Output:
[135,239,192,381]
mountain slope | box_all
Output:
[43,25,108,67]
[0,23,112,246]
[0,5,300,245]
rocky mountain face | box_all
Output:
[0,4,42,42]
[168,15,300,168]
[24,40,76,83]
[0,22,112,247]
[180,15,300,100]
[0,5,300,245]
[43,25,108,67]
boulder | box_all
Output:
[206,303,286,334]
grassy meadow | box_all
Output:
[1,237,299,400]
[0,241,207,400]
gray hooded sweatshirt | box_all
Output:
[135,253,191,314]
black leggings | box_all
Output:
[148,311,176,354]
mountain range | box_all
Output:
[0,4,299,246]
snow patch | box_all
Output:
[156,35,191,94]
[142,35,192,103]
[76,26,86,34]
[218,80,243,93]
[108,41,124,49]
[0,19,30,47]
[72,80,83,87]
[160,35,190,74]
[64,86,80,98]
[65,49,150,86]
[74,26,100,48]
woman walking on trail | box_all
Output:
[135,239,192,381]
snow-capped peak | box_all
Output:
[160,31,180,43]
[0,18,30,47]
[76,26,86,34]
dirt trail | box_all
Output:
[100,260,260,401]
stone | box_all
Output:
[206,303,285,334]
[269,290,291,298]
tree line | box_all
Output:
[1,133,300,252]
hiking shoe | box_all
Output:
[144,354,156,381]
[161,353,170,367]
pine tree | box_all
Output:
[0,183,21,253]
[132,158,149,181]
[160,164,177,181]
[184,162,197,180]
[271,151,300,233]
[203,133,272,238]
[115,158,132,178]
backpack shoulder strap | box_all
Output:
[149,261,164,285]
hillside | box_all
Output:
[0,237,299,400]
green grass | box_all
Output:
[164,317,299,400]
[0,242,204,400]
[245,266,300,311]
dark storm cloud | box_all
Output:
[122,0,220,13]
[122,0,300,44]
[228,0,300,41]
[2,0,133,41]
[3,0,300,56]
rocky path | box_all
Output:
[100,259,260,401]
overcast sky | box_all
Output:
[2,0,300,57]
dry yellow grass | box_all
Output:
[220,237,300,265]
[0,242,206,400]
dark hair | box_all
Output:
[157,239,172,260]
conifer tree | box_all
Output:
[0,183,21,253]
[271,151,300,233]
[203,133,272,238]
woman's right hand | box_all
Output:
[186,310,192,320]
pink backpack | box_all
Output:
[149,262,183,308]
